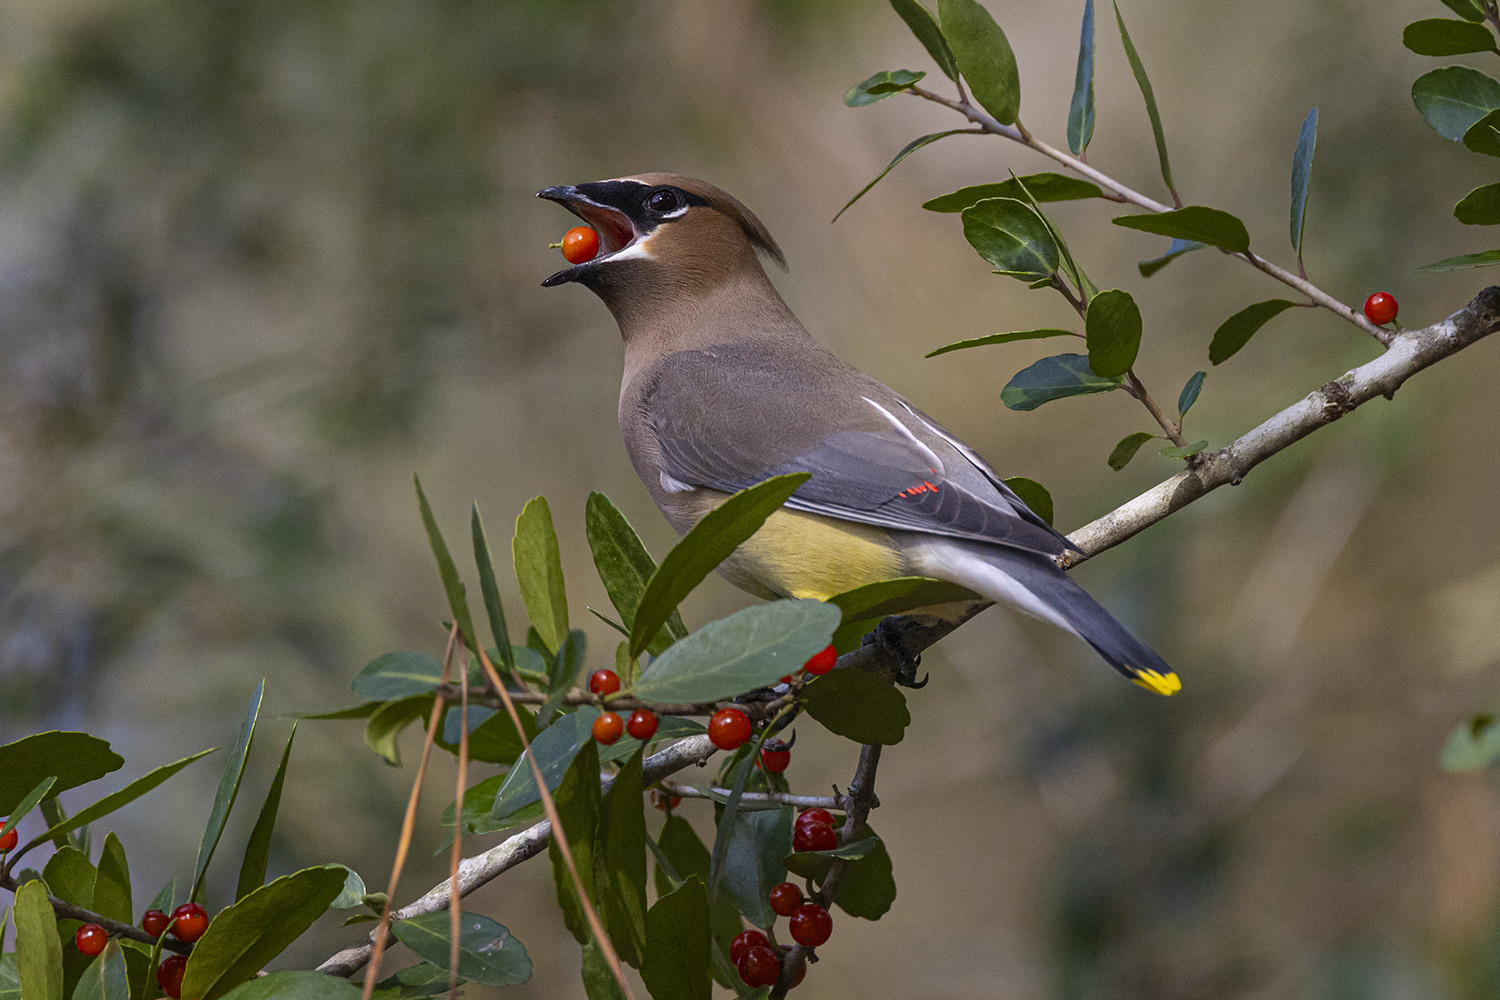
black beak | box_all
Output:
[537,184,640,287]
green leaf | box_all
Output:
[641,876,712,1000]
[33,750,215,849]
[287,703,381,721]
[925,328,1073,358]
[236,725,295,903]
[513,496,569,655]
[1290,108,1317,255]
[1001,353,1124,411]
[825,577,982,653]
[146,880,176,918]
[581,939,626,1000]
[1160,440,1209,460]
[1177,370,1207,417]
[181,866,346,1000]
[820,832,896,920]
[1417,248,1500,271]
[961,198,1060,281]
[1002,476,1054,526]
[93,834,131,925]
[43,846,96,910]
[1208,299,1299,365]
[1455,183,1500,225]
[784,836,877,880]
[389,912,532,988]
[1112,206,1249,254]
[844,69,926,107]
[1441,714,1500,771]
[654,814,743,988]
[832,130,974,222]
[329,867,368,909]
[0,734,123,816]
[1463,108,1500,156]
[938,0,1021,124]
[1083,288,1142,378]
[490,707,597,823]
[1403,18,1498,56]
[595,748,647,968]
[1068,0,1096,154]
[1441,0,1487,21]
[414,475,477,651]
[720,805,793,928]
[218,971,363,1000]
[68,943,127,1000]
[192,680,263,902]
[585,492,686,657]
[1,779,56,842]
[351,651,443,700]
[1113,0,1174,196]
[1108,432,1156,471]
[803,669,911,745]
[16,879,63,1000]
[1138,238,1206,277]
[889,0,959,80]
[438,704,537,765]
[363,696,434,767]
[471,506,516,679]
[633,600,840,704]
[922,174,1103,213]
[629,473,809,658]
[1412,66,1500,140]
[548,741,600,945]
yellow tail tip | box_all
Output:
[1130,668,1182,696]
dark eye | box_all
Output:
[647,188,682,214]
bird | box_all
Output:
[537,173,1179,695]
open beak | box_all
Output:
[537,185,641,287]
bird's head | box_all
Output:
[538,174,786,323]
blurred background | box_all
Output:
[3,0,1500,996]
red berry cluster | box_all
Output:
[792,807,838,853]
[730,850,837,987]
[588,671,661,746]
[731,928,807,989]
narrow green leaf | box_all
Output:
[655,816,741,989]
[1208,299,1298,365]
[1108,432,1156,471]
[548,741,600,945]
[388,912,531,988]
[844,69,927,107]
[1412,66,1500,140]
[960,198,1060,281]
[803,669,911,745]
[938,0,1021,124]
[581,939,627,1000]
[922,174,1103,213]
[1160,440,1209,460]
[351,651,443,700]
[1417,248,1500,271]
[0,734,122,816]
[784,836,875,880]
[629,473,809,658]
[31,750,215,850]
[832,130,974,222]
[641,876,712,1000]
[926,328,1073,358]
[824,577,982,653]
[889,0,959,80]
[1177,370,1207,417]
[414,475,477,651]
[585,492,686,656]
[192,681,263,902]
[1000,354,1123,410]
[1138,238,1206,277]
[1290,108,1318,255]
[16,879,63,1000]
[1463,108,1500,156]
[1005,172,1093,298]
[1068,0,1096,154]
[633,600,839,704]
[1441,714,1500,771]
[1441,0,1487,21]
[1113,0,1175,196]
[513,496,569,655]
[93,834,131,925]
[1084,288,1142,378]
[471,506,516,678]
[363,696,434,767]
[538,629,586,727]
[490,707,597,823]
[146,880,176,918]
[217,971,363,1000]
[236,725,296,903]
[1403,18,1498,56]
[1,779,57,842]
[720,804,793,929]
[595,748,647,968]
[1112,206,1249,254]
[68,942,127,1000]
[288,703,381,721]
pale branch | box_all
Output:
[0,877,191,955]
[656,781,849,811]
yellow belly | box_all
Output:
[710,506,909,601]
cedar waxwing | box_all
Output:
[539,173,1179,695]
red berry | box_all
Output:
[795,808,834,829]
[789,903,832,947]
[158,955,187,998]
[0,826,16,852]
[626,709,659,741]
[803,644,837,675]
[792,822,836,853]
[1363,291,1398,325]
[142,909,170,938]
[707,708,752,750]
[592,711,624,745]
[650,790,682,811]
[169,902,208,943]
[588,669,621,696]
[730,929,770,965]
[760,747,790,773]
[738,945,781,988]
[75,923,107,956]
[768,881,803,917]
[560,226,601,265]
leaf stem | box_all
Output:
[1125,370,1185,446]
